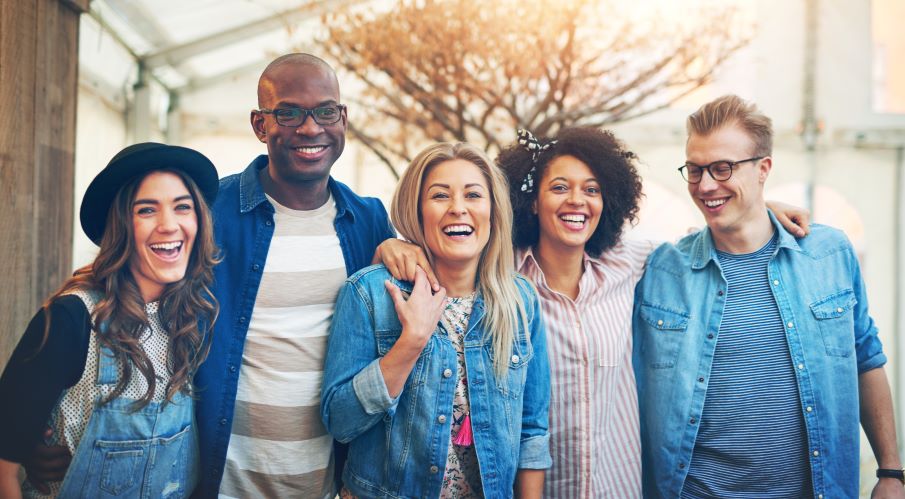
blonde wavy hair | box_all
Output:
[391,142,528,378]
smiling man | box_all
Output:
[193,54,395,498]
[632,95,904,498]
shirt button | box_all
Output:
[813,450,820,457]
[798,363,805,370]
[836,307,843,313]
[657,319,664,326]
[438,415,447,423]
[698,377,705,383]
[818,495,823,499]
[511,355,520,364]
[689,417,696,424]
[443,368,453,378]
[806,406,813,412]
[252,264,260,271]
[678,463,685,469]
[239,316,247,324]
[229,365,237,373]
[773,279,780,286]
[707,333,714,340]
[787,321,794,329]
[430,465,439,474]
[717,290,724,296]
[219,418,228,426]
[265,220,273,226]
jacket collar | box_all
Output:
[237,154,353,221]
[690,209,803,270]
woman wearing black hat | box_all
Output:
[0,143,220,498]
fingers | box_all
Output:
[416,253,440,292]
[27,475,51,494]
[384,280,405,309]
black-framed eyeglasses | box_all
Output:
[678,156,764,184]
[257,104,346,127]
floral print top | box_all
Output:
[439,293,483,498]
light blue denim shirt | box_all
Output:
[322,265,552,498]
[632,211,886,499]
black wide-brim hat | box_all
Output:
[80,142,219,245]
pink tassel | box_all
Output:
[453,413,474,447]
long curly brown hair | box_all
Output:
[40,169,219,409]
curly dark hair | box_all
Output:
[497,126,643,256]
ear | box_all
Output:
[758,156,772,184]
[340,105,348,129]
[250,110,266,143]
[532,198,537,215]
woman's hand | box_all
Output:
[379,267,446,397]
[0,458,23,499]
[766,200,811,237]
[373,239,440,291]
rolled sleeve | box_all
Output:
[352,358,400,415]
[518,433,552,469]
[849,246,887,374]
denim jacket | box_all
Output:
[193,155,395,497]
[632,211,886,499]
[321,265,552,498]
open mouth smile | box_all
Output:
[559,213,588,230]
[442,224,475,239]
[149,241,184,261]
[292,145,329,160]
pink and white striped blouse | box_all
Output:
[517,239,655,498]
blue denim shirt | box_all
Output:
[321,265,552,498]
[632,211,886,499]
[194,155,395,497]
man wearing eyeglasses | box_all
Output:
[192,53,395,498]
[632,95,904,498]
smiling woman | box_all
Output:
[321,142,552,498]
[0,143,220,499]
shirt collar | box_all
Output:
[690,209,803,270]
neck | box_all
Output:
[434,260,478,298]
[710,207,775,254]
[260,165,330,211]
[534,238,585,300]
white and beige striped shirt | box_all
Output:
[218,195,346,499]
[517,239,654,498]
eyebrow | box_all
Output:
[548,176,599,183]
[427,183,487,190]
[134,194,193,205]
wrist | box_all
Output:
[877,467,905,485]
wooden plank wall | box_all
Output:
[0,0,84,370]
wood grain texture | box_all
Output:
[0,0,79,371]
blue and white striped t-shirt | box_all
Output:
[681,233,812,498]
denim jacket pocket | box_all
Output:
[486,334,534,398]
[375,328,432,386]
[810,289,856,357]
[638,303,689,369]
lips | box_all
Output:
[148,241,183,261]
[701,197,729,211]
[558,213,588,230]
[442,224,474,238]
[292,145,329,161]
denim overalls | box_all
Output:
[25,291,198,498]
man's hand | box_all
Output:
[22,428,70,494]
[872,477,905,498]
[373,239,439,292]
[766,200,811,237]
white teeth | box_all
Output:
[296,146,326,154]
[443,225,473,235]
[150,241,182,250]
[703,199,727,208]
[560,214,586,223]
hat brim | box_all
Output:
[80,143,219,245]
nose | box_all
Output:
[295,113,323,136]
[696,171,719,192]
[157,208,179,233]
[567,187,585,206]
[449,196,467,216]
